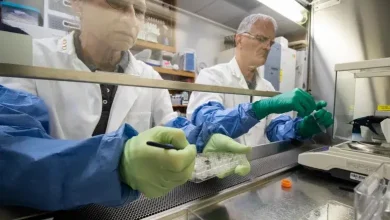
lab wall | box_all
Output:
[174,12,235,70]
[310,0,390,138]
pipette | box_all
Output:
[311,111,327,133]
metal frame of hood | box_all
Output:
[0,63,281,97]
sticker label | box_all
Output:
[378,105,390,111]
[280,70,284,82]
[350,173,367,182]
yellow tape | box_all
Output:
[378,105,390,111]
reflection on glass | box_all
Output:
[0,0,313,147]
[0,0,313,215]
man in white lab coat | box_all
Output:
[0,0,251,211]
[187,14,334,147]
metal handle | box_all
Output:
[0,63,281,97]
[63,0,72,8]
[62,20,80,30]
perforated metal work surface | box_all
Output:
[55,147,310,220]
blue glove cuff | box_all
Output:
[266,115,305,142]
[166,117,231,153]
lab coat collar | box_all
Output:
[57,31,77,56]
[106,50,143,132]
[229,57,263,89]
[229,57,244,79]
[57,32,142,133]
[126,52,142,77]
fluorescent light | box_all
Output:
[257,0,306,23]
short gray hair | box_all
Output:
[237,14,278,34]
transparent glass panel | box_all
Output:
[333,70,357,141]
[1,0,308,146]
[334,68,390,142]
[0,1,310,216]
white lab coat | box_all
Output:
[187,57,277,147]
[0,32,177,139]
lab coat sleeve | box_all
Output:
[0,85,139,211]
[185,68,259,150]
[265,115,304,142]
[0,77,38,95]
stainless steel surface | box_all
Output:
[246,141,300,161]
[0,63,280,97]
[151,0,236,32]
[147,166,298,220]
[310,0,390,122]
[19,142,315,220]
[313,0,341,12]
[189,169,355,220]
[176,0,308,38]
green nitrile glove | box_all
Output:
[120,126,196,198]
[203,134,252,178]
[252,88,317,120]
[297,101,334,138]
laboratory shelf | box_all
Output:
[135,39,176,53]
[154,67,195,78]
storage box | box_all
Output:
[180,50,196,72]
[0,1,40,26]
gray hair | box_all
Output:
[237,14,278,34]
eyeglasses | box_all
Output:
[106,0,146,19]
[242,32,275,46]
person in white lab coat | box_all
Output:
[187,14,334,147]
[0,0,251,211]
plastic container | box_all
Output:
[180,49,196,72]
[0,1,40,26]
[300,201,354,220]
[170,94,182,106]
[190,153,248,183]
[145,59,161,67]
[354,163,390,220]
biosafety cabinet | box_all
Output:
[3,0,390,220]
